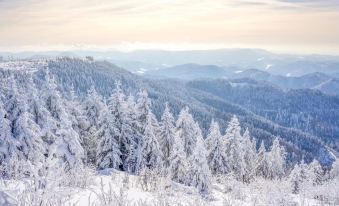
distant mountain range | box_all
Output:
[144,64,339,96]
[2,48,339,76]
[144,64,236,80]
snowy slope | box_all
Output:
[1,169,333,206]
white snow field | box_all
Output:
[1,168,337,206]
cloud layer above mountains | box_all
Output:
[0,0,338,54]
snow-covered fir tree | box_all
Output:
[96,102,122,170]
[329,159,339,179]
[205,119,228,175]
[242,128,257,182]
[102,81,126,169]
[84,86,104,132]
[5,76,45,167]
[159,103,176,168]
[134,90,162,172]
[205,119,220,151]
[186,138,211,194]
[122,94,141,173]
[26,74,50,130]
[266,138,286,179]
[83,85,105,164]
[136,90,152,135]
[139,112,163,171]
[175,107,200,157]
[25,74,57,163]
[289,160,309,194]
[169,135,188,183]
[0,100,18,169]
[256,141,268,177]
[289,163,303,194]
[308,159,323,186]
[223,115,246,180]
[42,71,84,170]
[67,84,89,152]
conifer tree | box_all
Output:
[134,90,162,173]
[256,141,268,177]
[308,159,323,185]
[176,107,200,157]
[205,119,228,175]
[83,86,105,164]
[329,159,339,179]
[139,112,163,170]
[96,102,122,169]
[242,128,257,182]
[266,138,286,179]
[42,71,84,170]
[136,90,152,134]
[68,84,89,147]
[289,160,308,194]
[123,94,141,173]
[169,136,188,183]
[159,103,176,168]
[224,115,246,179]
[186,138,211,194]
[0,100,18,167]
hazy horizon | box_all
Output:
[1,46,339,57]
[1,0,339,55]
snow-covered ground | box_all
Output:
[0,169,334,206]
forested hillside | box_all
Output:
[1,58,337,165]
[187,79,339,151]
[0,58,339,205]
[36,58,337,165]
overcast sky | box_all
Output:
[0,0,339,54]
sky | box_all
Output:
[0,0,339,54]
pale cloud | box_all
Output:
[0,0,338,54]
[277,0,339,7]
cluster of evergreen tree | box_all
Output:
[205,116,286,182]
[0,72,84,174]
[187,78,339,155]
[36,58,335,165]
[1,70,338,195]
[288,158,339,198]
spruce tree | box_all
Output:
[83,86,105,164]
[159,103,176,168]
[205,119,228,175]
[224,115,246,180]
[139,112,163,171]
[96,102,122,169]
[42,71,84,170]
[256,141,268,177]
[242,128,257,182]
[308,159,323,185]
[266,138,286,179]
[169,135,188,183]
[0,100,18,168]
[176,107,200,157]
[135,90,162,173]
[187,138,211,194]
[123,94,141,173]
[6,76,45,167]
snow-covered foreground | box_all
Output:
[1,169,335,206]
